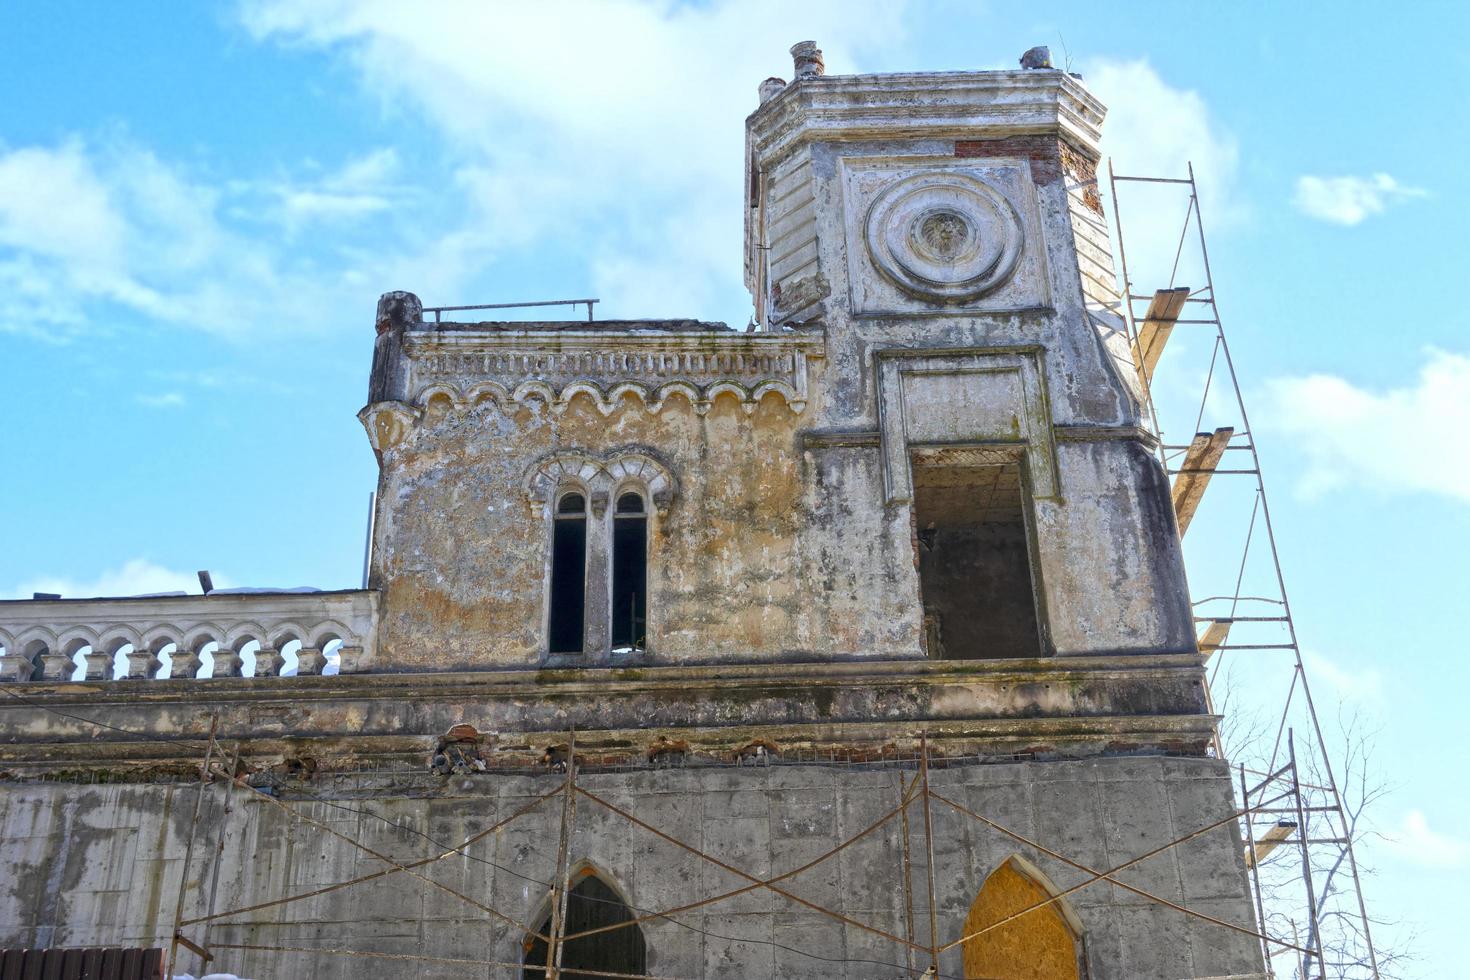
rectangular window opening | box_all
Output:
[912,456,1041,660]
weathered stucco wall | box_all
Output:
[0,757,1263,979]
[369,376,925,670]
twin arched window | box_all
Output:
[548,488,649,656]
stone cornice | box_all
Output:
[747,69,1107,167]
[0,655,1214,771]
[400,328,826,417]
[403,328,825,352]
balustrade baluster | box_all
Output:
[124,646,162,680]
[253,646,285,677]
[171,645,204,680]
[211,644,245,678]
[82,645,115,681]
[335,644,364,673]
[38,646,76,682]
[295,646,327,676]
[0,647,37,682]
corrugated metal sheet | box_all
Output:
[0,948,163,980]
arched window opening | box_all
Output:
[611,492,647,650]
[321,637,344,676]
[962,857,1083,980]
[549,492,588,654]
[523,874,647,980]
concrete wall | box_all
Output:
[0,757,1263,979]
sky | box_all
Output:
[1,1,1465,975]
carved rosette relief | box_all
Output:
[864,172,1024,302]
[842,159,1048,314]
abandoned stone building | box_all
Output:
[0,43,1269,980]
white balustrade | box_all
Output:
[0,590,377,682]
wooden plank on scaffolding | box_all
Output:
[1172,426,1234,535]
[1244,819,1297,868]
[1197,619,1233,662]
[1131,286,1190,382]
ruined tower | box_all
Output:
[0,45,1268,979]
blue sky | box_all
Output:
[1,2,1464,974]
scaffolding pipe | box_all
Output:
[165,715,218,980]
[546,729,578,980]
[1241,764,1275,978]
[897,770,917,976]
[919,734,942,977]
[1289,732,1327,980]
[197,740,243,973]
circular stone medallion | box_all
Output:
[864,172,1025,303]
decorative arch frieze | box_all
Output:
[400,330,820,419]
[524,448,677,517]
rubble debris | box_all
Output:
[430,723,489,775]
[647,736,690,767]
[541,743,573,773]
[735,738,780,766]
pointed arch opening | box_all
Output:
[962,856,1084,980]
[523,871,647,979]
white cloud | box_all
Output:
[0,140,126,269]
[1381,809,1470,869]
[1085,58,1240,287]
[239,0,909,323]
[1260,348,1470,505]
[1293,172,1426,226]
[0,137,424,339]
[137,391,186,409]
[270,147,404,230]
[11,559,230,600]
[1302,649,1383,703]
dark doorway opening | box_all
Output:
[912,454,1042,660]
[611,492,647,649]
[549,493,587,654]
[523,874,648,979]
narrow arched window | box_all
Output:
[611,491,647,650]
[549,492,587,654]
[524,873,647,978]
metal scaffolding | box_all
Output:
[148,721,1326,980]
[1108,164,1381,980]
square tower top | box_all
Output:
[743,44,1108,328]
